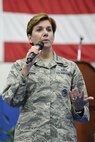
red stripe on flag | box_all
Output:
[4,42,30,62]
[54,44,95,62]
[3,0,95,14]
[4,42,95,62]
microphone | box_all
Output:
[77,37,84,61]
[80,37,83,44]
[26,41,44,64]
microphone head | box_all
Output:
[80,37,83,41]
[36,41,44,50]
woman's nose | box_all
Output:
[43,30,48,36]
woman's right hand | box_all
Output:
[21,45,41,77]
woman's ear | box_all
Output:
[27,34,33,45]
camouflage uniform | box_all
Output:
[2,52,89,142]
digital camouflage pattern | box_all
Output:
[2,53,89,142]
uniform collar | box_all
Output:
[34,52,68,68]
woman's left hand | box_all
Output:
[70,87,94,111]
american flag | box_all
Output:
[0,0,95,63]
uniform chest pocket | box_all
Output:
[54,66,73,90]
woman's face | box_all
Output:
[28,20,55,48]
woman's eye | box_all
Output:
[47,28,52,32]
[36,28,42,32]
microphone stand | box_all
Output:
[77,37,83,61]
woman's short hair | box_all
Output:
[26,13,56,35]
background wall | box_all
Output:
[0,63,12,92]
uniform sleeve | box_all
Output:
[72,106,90,122]
[71,62,90,122]
[2,60,28,107]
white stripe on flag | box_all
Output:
[3,12,95,44]
[0,0,3,12]
[0,0,4,62]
